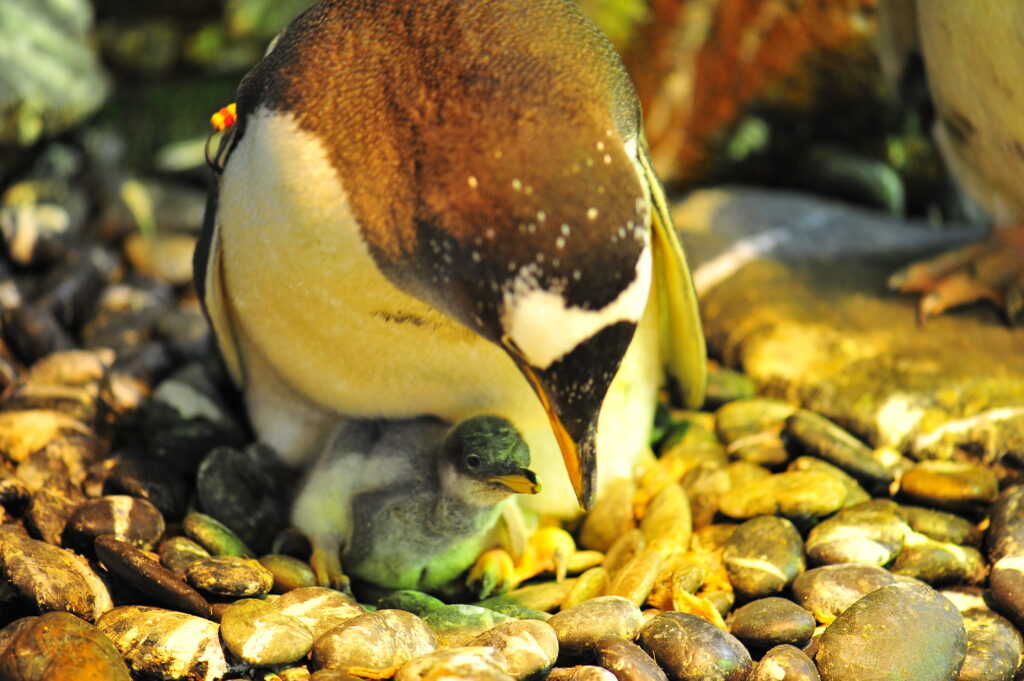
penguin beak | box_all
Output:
[502,321,637,511]
[490,468,541,495]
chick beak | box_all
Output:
[502,321,637,511]
[489,468,541,495]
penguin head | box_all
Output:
[440,415,540,506]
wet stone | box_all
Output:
[97,605,228,681]
[986,485,1024,563]
[600,528,645,575]
[578,477,636,552]
[941,592,1024,681]
[310,609,437,676]
[0,611,130,681]
[786,456,870,507]
[476,580,577,613]
[900,505,981,547]
[469,619,559,680]
[480,603,551,621]
[804,500,908,566]
[593,635,668,681]
[606,547,664,606]
[103,458,189,521]
[748,645,819,681]
[23,488,81,546]
[94,535,211,619]
[715,398,797,445]
[637,611,753,681]
[784,410,893,492]
[718,470,847,520]
[274,587,366,640]
[723,515,804,599]
[422,604,513,648]
[816,582,967,681]
[889,532,986,585]
[791,563,898,624]
[545,666,617,681]
[562,567,610,611]
[63,494,165,557]
[704,366,756,408]
[0,531,112,622]
[0,617,36,658]
[899,461,998,514]
[988,557,1024,628]
[640,483,692,548]
[183,511,254,558]
[259,554,317,593]
[729,597,815,653]
[0,473,31,514]
[196,444,289,554]
[727,432,790,468]
[186,555,274,598]
[377,590,446,616]
[160,535,211,578]
[394,647,513,681]
[220,598,314,666]
[547,596,642,656]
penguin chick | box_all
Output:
[197,0,706,517]
[291,414,539,592]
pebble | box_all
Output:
[593,635,668,681]
[477,579,577,613]
[784,410,893,492]
[791,563,898,624]
[274,587,366,639]
[714,398,796,445]
[421,604,513,648]
[900,504,981,547]
[727,432,790,468]
[0,531,112,622]
[0,611,130,681]
[185,555,274,598]
[468,619,559,679]
[102,458,189,520]
[546,666,618,681]
[182,511,254,558]
[97,605,228,681]
[394,647,513,681]
[899,461,999,513]
[578,477,636,552]
[942,591,1024,681]
[889,531,986,585]
[310,609,437,676]
[601,529,645,575]
[376,590,446,616]
[94,534,212,619]
[723,515,804,599]
[640,483,692,548]
[748,645,820,681]
[804,500,908,566]
[219,598,314,666]
[717,470,847,520]
[62,494,165,556]
[562,567,610,610]
[729,597,816,652]
[988,556,1024,628]
[23,488,82,546]
[816,582,967,681]
[159,535,211,577]
[786,456,870,507]
[986,485,1024,563]
[196,444,289,554]
[637,611,753,681]
[547,596,642,656]
[259,554,318,593]
[606,547,664,606]
[704,366,756,407]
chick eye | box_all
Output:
[465,454,481,469]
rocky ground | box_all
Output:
[2,1,1023,680]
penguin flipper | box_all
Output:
[638,141,707,409]
[195,183,245,385]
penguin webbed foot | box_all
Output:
[466,548,516,600]
[888,223,1024,323]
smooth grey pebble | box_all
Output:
[791,563,897,624]
[729,597,816,652]
[723,515,804,599]
[63,494,165,557]
[468,618,558,679]
[805,500,908,566]
[310,609,437,676]
[547,596,642,656]
[220,598,313,666]
[593,635,668,681]
[637,611,752,681]
[748,644,819,681]
[185,555,273,597]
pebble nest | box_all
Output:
[0,149,1021,681]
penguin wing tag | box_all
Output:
[638,139,707,409]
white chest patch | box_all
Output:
[501,241,652,369]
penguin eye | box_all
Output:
[465,454,481,469]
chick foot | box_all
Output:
[888,224,1024,322]
[309,541,352,596]
[466,549,516,600]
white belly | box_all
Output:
[217,107,660,517]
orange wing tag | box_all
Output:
[210,103,238,132]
